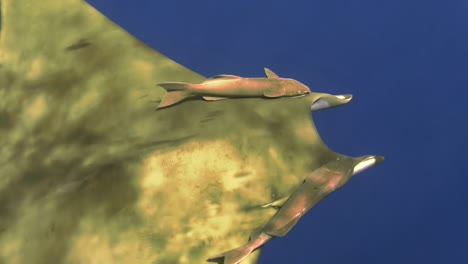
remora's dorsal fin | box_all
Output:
[264,68,279,78]
[209,74,241,79]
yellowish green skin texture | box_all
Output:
[0,1,381,264]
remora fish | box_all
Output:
[156,68,310,108]
[207,155,384,264]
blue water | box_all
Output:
[87,1,468,263]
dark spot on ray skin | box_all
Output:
[206,258,224,264]
[200,117,214,124]
[199,183,223,205]
[200,110,224,123]
[205,110,223,118]
[65,40,92,51]
[0,110,13,129]
[153,256,181,264]
[270,185,280,200]
[63,128,103,146]
[135,134,197,151]
[189,241,207,260]
[240,204,269,212]
[145,233,169,250]
[234,171,250,178]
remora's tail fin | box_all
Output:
[207,245,253,264]
[157,82,194,108]
[158,82,193,91]
[157,91,192,108]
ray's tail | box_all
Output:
[157,82,196,108]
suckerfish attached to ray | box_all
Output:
[207,155,384,264]
[156,68,311,108]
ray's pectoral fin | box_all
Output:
[263,86,285,98]
[203,96,229,101]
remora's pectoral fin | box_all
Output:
[264,68,279,78]
[203,96,229,101]
[260,196,289,209]
[209,74,241,79]
[263,86,285,97]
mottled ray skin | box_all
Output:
[156,68,311,109]
[0,1,382,264]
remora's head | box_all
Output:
[282,79,311,97]
[311,93,353,111]
[352,155,385,176]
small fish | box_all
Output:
[156,68,310,109]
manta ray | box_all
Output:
[0,1,384,264]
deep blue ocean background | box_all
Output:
[86,1,468,263]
